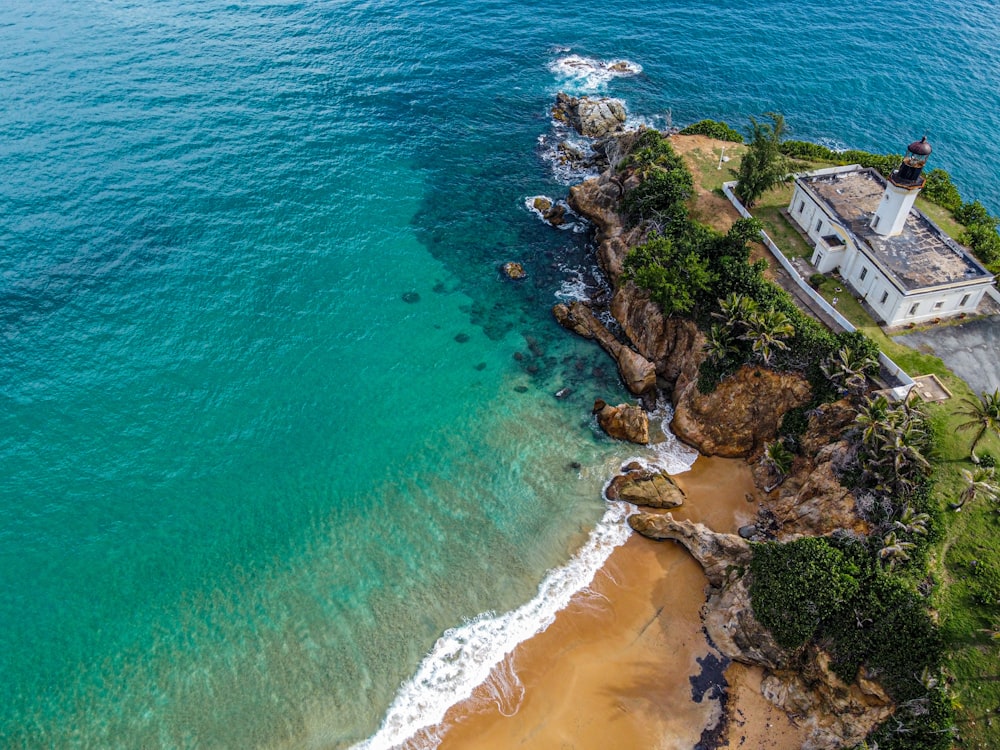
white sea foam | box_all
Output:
[352,500,633,750]
[548,54,643,90]
[609,400,700,482]
[553,262,610,303]
[523,194,578,231]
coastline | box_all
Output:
[429,455,810,749]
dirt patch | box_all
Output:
[671,134,744,233]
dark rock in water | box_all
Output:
[454,332,470,343]
[592,398,608,414]
[569,461,582,470]
[738,524,758,539]
[513,352,524,361]
[502,261,526,280]
[433,281,448,293]
[554,387,572,399]
[474,362,487,371]
[402,291,421,303]
[514,385,528,393]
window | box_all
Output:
[960,294,971,307]
[815,219,823,232]
[934,300,944,311]
[872,214,881,229]
[798,200,805,213]
[909,303,919,316]
[860,267,868,281]
[880,291,888,305]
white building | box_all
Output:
[787,138,994,326]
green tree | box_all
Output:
[740,309,794,365]
[703,324,738,363]
[622,232,716,316]
[949,466,1000,511]
[760,439,795,491]
[821,345,878,396]
[879,531,916,570]
[955,388,1000,462]
[734,112,789,208]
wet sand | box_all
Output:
[429,455,810,749]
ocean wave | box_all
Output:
[548,54,643,90]
[523,194,579,231]
[553,262,610,303]
[352,500,633,750]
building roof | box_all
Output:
[798,167,992,291]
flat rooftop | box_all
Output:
[800,167,991,291]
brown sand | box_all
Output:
[421,455,809,750]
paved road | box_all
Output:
[900,316,1000,396]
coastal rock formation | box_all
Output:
[671,365,813,458]
[502,262,526,280]
[552,92,627,138]
[761,646,894,750]
[593,400,649,444]
[553,301,656,395]
[753,399,869,539]
[605,462,685,508]
[530,196,567,227]
[629,514,894,749]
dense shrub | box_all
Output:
[622,231,715,316]
[922,168,963,212]
[749,537,859,648]
[779,140,899,176]
[678,119,744,143]
[750,537,953,749]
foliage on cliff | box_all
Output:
[750,536,953,750]
[616,129,881,404]
[678,118,744,143]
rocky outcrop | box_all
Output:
[762,646,894,750]
[552,92,627,138]
[593,400,649,444]
[530,196,567,227]
[553,301,656,395]
[629,515,894,750]
[501,262,526,280]
[671,365,813,458]
[752,399,869,540]
[605,462,685,508]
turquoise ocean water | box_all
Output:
[1,1,997,747]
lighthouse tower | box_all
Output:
[870,136,932,236]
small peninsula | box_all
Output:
[544,96,1000,749]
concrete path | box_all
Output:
[899,316,1000,396]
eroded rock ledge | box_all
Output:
[629,514,894,750]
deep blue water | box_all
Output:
[1,1,997,747]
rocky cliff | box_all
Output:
[560,165,812,458]
[628,514,894,750]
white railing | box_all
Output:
[722,181,915,392]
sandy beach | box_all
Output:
[429,455,810,750]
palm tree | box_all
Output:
[855,394,893,446]
[894,505,930,536]
[822,345,878,397]
[949,466,1000,511]
[703,324,738,363]
[879,531,916,570]
[740,309,794,366]
[955,388,1000,462]
[760,439,795,491]
[712,292,758,331]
